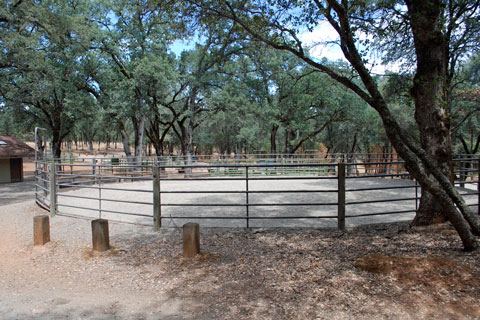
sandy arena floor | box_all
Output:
[52,176,478,228]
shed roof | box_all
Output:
[0,136,35,159]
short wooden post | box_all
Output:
[49,162,57,217]
[183,223,200,258]
[338,163,346,230]
[91,219,110,251]
[33,215,50,245]
[153,166,161,231]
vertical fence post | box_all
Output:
[153,165,161,231]
[92,158,96,184]
[246,165,250,228]
[459,158,465,188]
[415,179,419,212]
[337,163,346,230]
[415,179,418,211]
[477,158,480,215]
[98,162,102,219]
[34,160,39,203]
[49,162,57,217]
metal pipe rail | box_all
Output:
[34,157,480,228]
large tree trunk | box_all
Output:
[374,97,478,249]
[145,115,174,157]
[414,193,448,225]
[51,129,62,160]
[184,119,194,176]
[35,130,45,159]
[175,122,189,163]
[270,125,278,155]
[48,98,71,160]
[285,127,293,154]
[406,0,452,226]
[185,92,197,168]
[132,112,146,166]
[201,0,480,249]
[117,119,132,158]
[329,0,480,249]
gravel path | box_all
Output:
[1,181,188,319]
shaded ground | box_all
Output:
[0,180,36,206]
[0,181,479,319]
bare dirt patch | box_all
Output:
[355,252,480,319]
[1,182,479,319]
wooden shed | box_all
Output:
[0,136,35,183]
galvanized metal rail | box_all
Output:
[34,156,480,229]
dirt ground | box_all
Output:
[1,181,480,319]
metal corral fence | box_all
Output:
[47,152,406,170]
[34,156,480,228]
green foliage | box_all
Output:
[0,0,477,160]
[451,55,480,155]
[0,0,100,156]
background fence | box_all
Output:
[34,155,480,228]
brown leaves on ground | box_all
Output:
[353,243,480,319]
[105,221,480,319]
[355,254,470,284]
[8,210,480,319]
[355,253,477,292]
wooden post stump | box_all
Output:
[33,215,50,245]
[91,219,110,251]
[183,223,200,258]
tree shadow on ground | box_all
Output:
[107,222,480,319]
[0,181,35,206]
